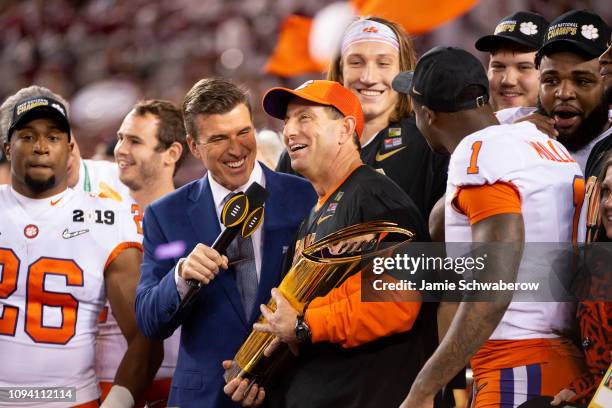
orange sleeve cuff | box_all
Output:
[305,272,421,348]
[452,182,521,225]
[104,242,143,271]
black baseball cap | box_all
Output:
[476,11,549,52]
[7,96,71,141]
[537,9,611,61]
[392,46,489,113]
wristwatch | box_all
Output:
[295,314,312,344]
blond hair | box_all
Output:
[327,16,417,123]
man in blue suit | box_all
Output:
[135,78,316,408]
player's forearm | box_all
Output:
[409,300,509,398]
[114,334,164,400]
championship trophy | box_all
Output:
[224,221,415,387]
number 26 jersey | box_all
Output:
[0,186,141,406]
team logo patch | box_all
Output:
[24,224,39,239]
[520,21,538,35]
[388,127,401,137]
[581,24,599,40]
[384,137,402,149]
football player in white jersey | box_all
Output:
[96,99,187,407]
[394,47,587,408]
[0,88,161,407]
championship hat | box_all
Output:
[476,11,549,52]
[7,96,71,141]
[537,9,611,61]
[262,80,364,138]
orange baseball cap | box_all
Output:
[262,80,364,138]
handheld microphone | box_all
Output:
[179,182,269,309]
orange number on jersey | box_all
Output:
[572,175,585,244]
[0,248,20,337]
[25,258,83,344]
[131,204,143,235]
[467,141,482,174]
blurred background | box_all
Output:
[0,0,609,183]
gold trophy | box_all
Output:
[224,221,415,387]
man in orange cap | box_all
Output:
[224,80,437,407]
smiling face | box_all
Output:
[115,110,165,191]
[488,49,539,110]
[188,103,256,191]
[342,41,400,125]
[4,117,72,197]
[539,52,604,146]
[283,99,345,180]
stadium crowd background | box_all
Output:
[0,0,609,185]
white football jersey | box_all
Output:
[445,122,584,340]
[77,159,179,382]
[0,186,141,406]
[495,106,536,125]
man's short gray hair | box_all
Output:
[0,86,70,144]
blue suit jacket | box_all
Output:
[135,165,316,408]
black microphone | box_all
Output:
[179,182,269,309]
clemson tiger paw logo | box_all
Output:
[519,22,538,36]
[581,24,599,40]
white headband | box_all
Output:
[340,19,400,55]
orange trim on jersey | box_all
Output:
[305,272,421,348]
[452,182,521,225]
[72,400,100,408]
[315,163,363,210]
[104,242,143,271]
[471,337,584,371]
[97,182,123,202]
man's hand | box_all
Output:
[328,234,376,255]
[515,113,558,138]
[222,361,265,407]
[253,288,300,356]
[550,388,576,405]
[179,243,228,285]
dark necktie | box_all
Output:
[223,193,258,319]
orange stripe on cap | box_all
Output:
[104,242,143,271]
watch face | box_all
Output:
[295,319,311,343]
